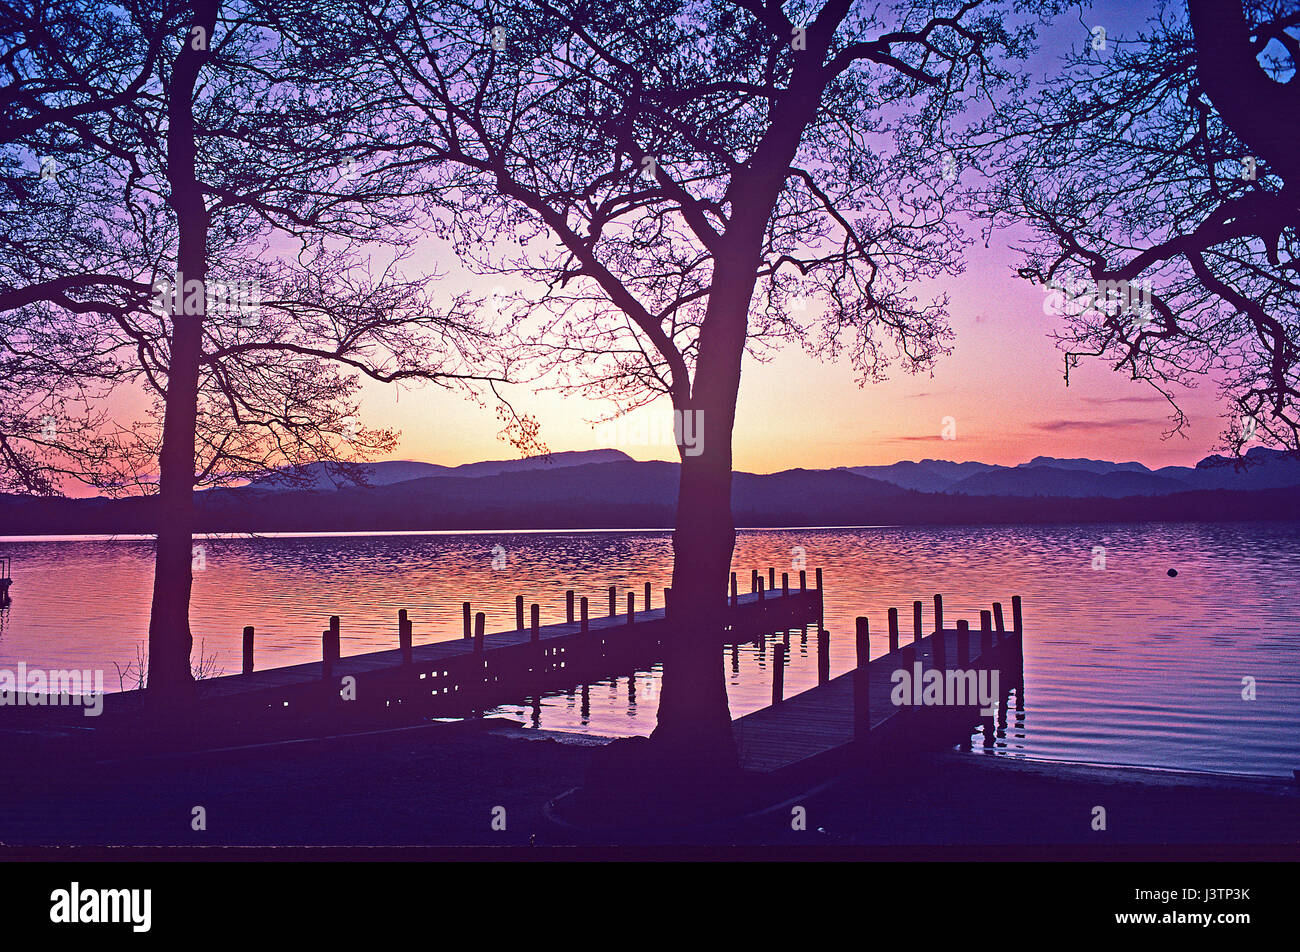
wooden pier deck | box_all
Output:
[83,568,825,729]
[734,595,1024,774]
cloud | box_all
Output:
[1079,394,1167,406]
[1033,417,1163,433]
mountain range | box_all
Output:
[1,446,1297,534]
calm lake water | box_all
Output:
[0,523,1296,778]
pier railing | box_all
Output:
[170,566,826,725]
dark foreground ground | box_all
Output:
[1,717,1296,853]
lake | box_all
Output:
[0,522,1296,778]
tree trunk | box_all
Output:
[146,3,217,709]
[651,252,755,766]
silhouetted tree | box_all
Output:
[342,0,1043,764]
[973,0,1300,456]
[0,0,514,705]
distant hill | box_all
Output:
[948,466,1190,498]
[2,450,1298,534]
[246,449,633,491]
[3,446,1299,535]
[843,447,1300,498]
[840,459,999,492]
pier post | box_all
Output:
[751,569,759,593]
[644,581,651,612]
[933,594,944,634]
[626,591,635,624]
[730,572,738,606]
[566,590,575,624]
[398,611,412,665]
[242,626,254,675]
[463,602,471,640]
[815,568,824,630]
[768,567,775,590]
[913,600,923,645]
[980,610,993,655]
[531,604,540,643]
[516,595,524,632]
[993,602,1006,639]
[817,628,830,685]
[757,577,765,602]
[854,617,870,739]
[323,616,340,680]
[475,612,486,652]
[933,612,947,669]
[663,588,671,616]
[799,570,807,591]
[773,642,786,705]
[888,607,899,653]
[608,586,616,617]
[957,619,969,667]
[782,572,789,597]
[579,596,589,633]
[1012,595,1023,638]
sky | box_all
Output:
[89,2,1237,483]
[333,2,1233,476]
[362,234,1225,475]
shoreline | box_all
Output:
[2,717,1295,850]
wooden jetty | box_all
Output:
[733,594,1024,775]
[90,567,825,727]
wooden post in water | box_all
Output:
[888,608,899,653]
[933,594,944,634]
[757,577,765,602]
[528,604,540,644]
[566,590,575,624]
[751,569,759,593]
[980,610,993,655]
[993,602,1006,638]
[768,567,775,590]
[399,614,412,665]
[799,570,807,591]
[956,619,970,667]
[663,588,671,616]
[933,609,947,669]
[475,612,486,652]
[773,642,786,705]
[815,567,825,631]
[515,595,524,632]
[579,597,589,633]
[1012,595,1023,637]
[242,626,254,675]
[782,572,789,596]
[854,617,870,739]
[608,586,616,616]
[730,572,738,605]
[323,616,340,679]
[626,591,635,624]
[817,628,830,685]
[463,602,471,640]
[913,600,923,645]
[644,581,651,612]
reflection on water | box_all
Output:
[0,522,1296,777]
